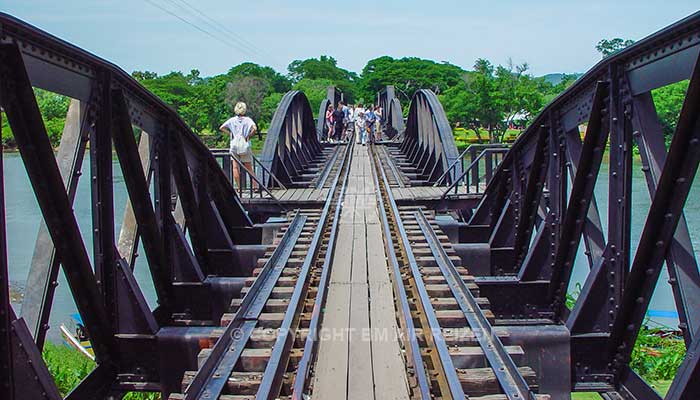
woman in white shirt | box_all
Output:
[219,102,257,189]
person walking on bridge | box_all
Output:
[365,106,377,144]
[332,102,345,142]
[220,102,257,190]
[354,103,365,144]
[324,104,334,142]
[345,105,355,141]
[374,105,383,142]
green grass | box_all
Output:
[43,342,160,399]
[453,127,521,152]
[42,342,95,396]
[572,380,672,399]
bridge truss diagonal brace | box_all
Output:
[20,97,92,350]
[112,88,174,317]
[608,52,700,398]
[631,92,700,345]
[0,43,117,363]
[547,81,610,320]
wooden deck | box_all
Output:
[238,187,330,204]
[391,185,483,202]
[313,146,411,400]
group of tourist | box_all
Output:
[323,102,383,145]
[219,100,385,188]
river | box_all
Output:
[4,152,696,342]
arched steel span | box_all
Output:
[315,86,342,140]
[463,10,700,398]
[377,85,404,139]
[395,89,461,184]
[0,12,263,398]
[260,90,326,188]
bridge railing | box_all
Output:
[435,143,509,194]
[210,149,287,198]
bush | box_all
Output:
[42,342,160,399]
[631,326,686,381]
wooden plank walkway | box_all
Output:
[391,184,484,201]
[238,188,329,203]
[313,146,410,400]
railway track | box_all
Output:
[170,141,548,400]
[370,144,549,400]
[170,142,353,400]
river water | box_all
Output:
[5,152,697,342]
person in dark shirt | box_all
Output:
[332,103,345,142]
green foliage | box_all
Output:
[440,59,543,143]
[288,56,357,101]
[652,80,689,138]
[359,56,466,105]
[565,282,583,310]
[43,342,160,399]
[42,342,95,396]
[2,112,14,147]
[134,64,290,134]
[631,325,686,381]
[228,62,291,93]
[293,78,336,117]
[288,56,356,83]
[225,76,271,123]
[596,38,635,58]
[260,92,284,130]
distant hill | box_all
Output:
[540,73,583,85]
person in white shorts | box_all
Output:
[220,102,257,189]
[354,103,366,144]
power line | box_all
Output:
[145,0,285,69]
[143,0,258,59]
[169,0,262,56]
[167,0,285,69]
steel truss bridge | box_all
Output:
[1,10,700,400]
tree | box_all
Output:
[287,56,357,101]
[441,59,543,143]
[292,78,336,117]
[359,56,466,106]
[225,76,271,123]
[287,56,356,83]
[260,92,284,130]
[227,62,291,93]
[596,38,635,58]
[494,61,543,137]
[652,80,690,139]
[132,70,158,81]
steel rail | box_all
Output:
[380,145,406,188]
[373,145,465,399]
[314,144,342,189]
[182,212,307,399]
[369,144,432,399]
[416,209,537,400]
[257,142,353,399]
[291,141,354,398]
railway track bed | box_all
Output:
[171,143,551,399]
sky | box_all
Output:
[2,1,699,77]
